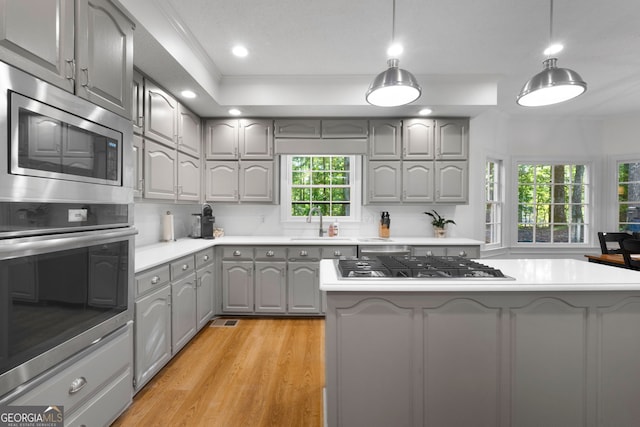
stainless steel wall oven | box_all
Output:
[0,61,135,398]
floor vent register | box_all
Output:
[210,318,239,328]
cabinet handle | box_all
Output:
[203,255,209,261]
[65,59,75,82]
[266,250,274,257]
[137,179,144,191]
[69,377,87,395]
[80,67,89,88]
[426,251,433,256]
[300,250,308,257]
[182,264,189,270]
[151,276,160,284]
[334,250,341,257]
[459,251,467,257]
[233,250,241,256]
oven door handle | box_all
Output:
[0,227,138,259]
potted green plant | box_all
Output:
[423,210,456,238]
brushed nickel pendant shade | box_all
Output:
[366,0,421,107]
[517,0,586,107]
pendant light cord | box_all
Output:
[391,0,396,45]
[548,0,554,57]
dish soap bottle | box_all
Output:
[332,218,339,237]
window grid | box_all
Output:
[517,163,589,244]
[617,161,640,232]
[485,159,502,246]
[289,155,353,218]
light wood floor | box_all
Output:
[112,318,325,427]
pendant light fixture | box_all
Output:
[366,0,421,107]
[516,0,586,107]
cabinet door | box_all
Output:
[240,119,273,159]
[254,261,286,313]
[366,161,401,203]
[322,120,368,138]
[436,119,468,160]
[75,0,133,118]
[403,118,435,159]
[435,161,468,203]
[368,120,401,159]
[287,262,320,314]
[402,161,434,202]
[144,80,178,148]
[144,139,176,200]
[135,285,171,390]
[171,272,197,354]
[204,119,238,159]
[205,161,239,202]
[178,104,201,158]
[132,134,143,198]
[274,119,321,138]
[222,261,254,313]
[239,161,273,202]
[132,69,144,134]
[196,266,214,330]
[0,0,74,92]
[177,152,200,202]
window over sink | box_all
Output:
[281,155,361,222]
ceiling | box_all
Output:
[118,0,640,119]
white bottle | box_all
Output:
[332,218,339,237]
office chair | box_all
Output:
[620,238,640,270]
[597,231,633,254]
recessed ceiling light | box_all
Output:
[418,108,433,116]
[180,90,197,99]
[387,43,403,57]
[228,108,242,116]
[543,43,563,56]
[232,45,249,57]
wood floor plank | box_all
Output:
[112,318,324,427]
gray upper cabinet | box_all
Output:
[367,161,402,203]
[144,139,176,200]
[205,160,275,203]
[274,119,321,138]
[75,0,133,118]
[240,119,273,159]
[144,80,178,148]
[0,0,133,118]
[177,152,200,202]
[321,120,368,138]
[0,0,75,92]
[205,161,239,202]
[402,161,434,202]
[132,134,143,198]
[436,119,468,160]
[177,104,201,158]
[402,118,435,159]
[204,119,238,159]
[239,161,273,202]
[369,120,402,160]
[435,161,468,203]
[132,69,144,134]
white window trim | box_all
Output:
[484,157,504,250]
[511,156,595,247]
[612,156,640,232]
[279,154,362,224]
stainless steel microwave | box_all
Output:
[0,61,133,205]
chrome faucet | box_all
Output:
[307,206,324,237]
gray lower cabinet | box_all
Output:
[5,323,133,427]
[255,261,287,313]
[412,245,480,258]
[171,272,197,354]
[287,262,321,313]
[196,265,215,330]
[222,260,254,313]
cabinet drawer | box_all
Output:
[170,254,196,279]
[322,246,357,259]
[411,246,447,257]
[136,264,171,297]
[254,247,287,260]
[288,247,321,261]
[195,248,215,268]
[222,246,253,260]
[446,246,480,258]
[12,325,132,414]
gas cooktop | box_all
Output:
[336,255,512,280]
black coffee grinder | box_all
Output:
[201,203,215,239]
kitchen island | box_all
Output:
[320,258,640,427]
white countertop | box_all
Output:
[319,258,640,292]
[135,236,483,272]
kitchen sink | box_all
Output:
[289,237,353,241]
[358,237,394,242]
